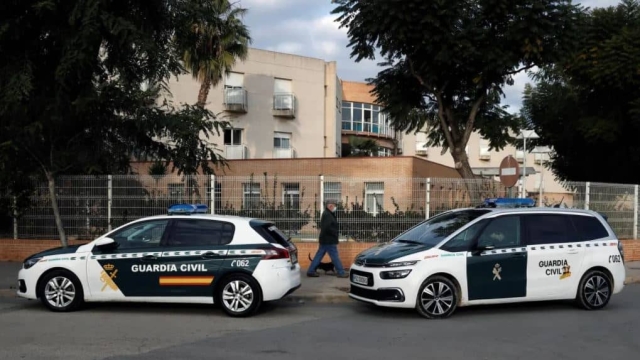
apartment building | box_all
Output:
[165,48,414,160]
[165,47,568,202]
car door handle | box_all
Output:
[567,250,579,254]
[510,252,526,258]
[202,252,219,259]
[141,255,157,261]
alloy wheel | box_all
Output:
[584,275,610,307]
[44,276,76,309]
[420,281,454,316]
[222,280,254,313]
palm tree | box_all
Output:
[176,0,251,107]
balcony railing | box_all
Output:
[225,145,248,160]
[223,88,248,113]
[273,93,295,118]
[341,121,396,138]
[273,147,296,159]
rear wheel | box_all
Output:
[216,273,262,317]
[38,270,84,312]
[415,275,458,319]
[576,270,612,310]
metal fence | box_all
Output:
[0,175,638,241]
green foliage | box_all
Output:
[173,0,251,106]
[215,173,313,235]
[346,136,380,157]
[0,0,248,243]
[331,0,583,178]
[522,0,640,184]
[313,197,425,243]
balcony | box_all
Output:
[225,145,248,160]
[273,147,296,159]
[223,88,248,113]
[341,121,396,139]
[273,93,295,118]
[415,141,428,156]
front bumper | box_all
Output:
[17,267,38,300]
[348,264,418,308]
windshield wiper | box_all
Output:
[396,239,423,245]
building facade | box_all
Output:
[165,47,569,201]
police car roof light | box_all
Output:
[167,204,209,215]
[479,197,536,208]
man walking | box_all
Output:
[307,199,348,278]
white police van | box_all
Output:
[348,205,626,319]
[17,204,301,317]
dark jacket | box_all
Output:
[319,209,339,245]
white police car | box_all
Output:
[17,204,301,317]
[348,205,626,319]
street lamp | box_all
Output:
[516,130,539,198]
[531,146,552,206]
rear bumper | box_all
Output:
[253,262,301,301]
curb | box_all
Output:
[625,276,640,285]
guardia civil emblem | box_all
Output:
[492,263,502,281]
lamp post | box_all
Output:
[531,146,552,206]
[516,130,539,198]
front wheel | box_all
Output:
[576,270,612,310]
[415,275,458,319]
[216,274,262,317]
[38,270,84,312]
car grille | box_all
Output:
[350,285,405,302]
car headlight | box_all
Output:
[23,257,42,270]
[383,260,419,268]
[380,269,412,279]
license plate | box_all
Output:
[290,252,298,264]
[352,274,368,285]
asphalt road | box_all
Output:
[1,285,639,360]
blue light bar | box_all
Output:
[480,198,536,208]
[167,204,209,215]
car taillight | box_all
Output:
[618,241,625,262]
[263,247,290,260]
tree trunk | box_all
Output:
[46,172,68,247]
[197,78,212,107]
[450,146,483,205]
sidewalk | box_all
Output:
[0,261,638,303]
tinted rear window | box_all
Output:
[250,220,291,247]
[569,215,609,241]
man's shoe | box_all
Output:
[307,272,319,277]
[337,273,349,278]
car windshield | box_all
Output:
[393,209,491,246]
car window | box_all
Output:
[393,209,490,246]
[167,219,235,247]
[109,220,168,249]
[440,219,488,252]
[524,214,573,245]
[477,215,521,249]
[569,215,609,241]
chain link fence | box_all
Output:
[0,175,638,241]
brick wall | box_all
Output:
[2,239,639,265]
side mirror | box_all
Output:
[95,237,117,249]
[471,245,494,256]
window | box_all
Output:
[477,216,522,248]
[273,132,291,148]
[393,210,491,247]
[167,219,235,247]
[324,182,342,203]
[224,72,244,88]
[569,215,609,241]
[224,129,242,145]
[250,220,292,247]
[282,183,300,210]
[365,182,384,215]
[524,214,573,245]
[274,78,293,109]
[243,183,261,209]
[441,219,488,252]
[109,220,169,249]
